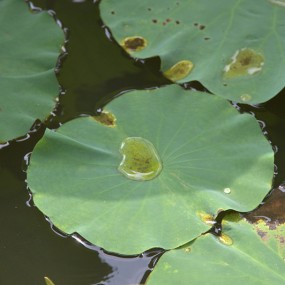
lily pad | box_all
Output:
[147,216,285,285]
[0,0,63,142]
[100,0,285,104]
[27,85,273,254]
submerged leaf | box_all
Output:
[100,0,285,104]
[0,0,63,142]
[147,216,285,285]
[27,85,273,254]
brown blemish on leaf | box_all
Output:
[121,36,147,52]
[278,235,285,245]
[163,60,194,82]
[194,23,205,30]
[92,111,116,127]
[257,229,268,239]
[252,219,285,256]
[224,48,264,78]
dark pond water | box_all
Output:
[1,0,285,284]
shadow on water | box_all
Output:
[1,0,285,284]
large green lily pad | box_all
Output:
[0,0,63,142]
[100,0,285,104]
[27,85,273,254]
[147,216,285,285]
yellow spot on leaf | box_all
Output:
[198,211,216,225]
[92,110,116,127]
[184,247,191,253]
[163,262,172,271]
[224,48,264,78]
[121,36,147,52]
[219,233,233,246]
[240,94,252,102]
[164,60,194,82]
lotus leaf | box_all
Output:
[147,216,285,285]
[100,0,285,104]
[27,85,273,254]
[0,0,63,142]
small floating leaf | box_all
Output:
[101,0,285,103]
[44,277,56,285]
[28,85,273,254]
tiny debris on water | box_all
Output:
[92,110,116,127]
[224,48,264,78]
[163,60,194,82]
[118,137,162,181]
[121,36,147,52]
